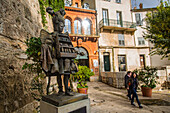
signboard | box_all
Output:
[93,60,98,67]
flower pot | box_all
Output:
[141,87,152,97]
[77,88,88,94]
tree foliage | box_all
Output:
[144,0,170,59]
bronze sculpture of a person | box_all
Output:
[40,7,78,96]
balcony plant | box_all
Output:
[72,65,94,94]
[133,66,158,97]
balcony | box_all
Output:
[99,19,136,33]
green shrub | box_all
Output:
[22,37,46,102]
[133,66,158,89]
[73,66,94,88]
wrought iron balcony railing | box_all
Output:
[99,19,136,29]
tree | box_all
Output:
[144,0,170,59]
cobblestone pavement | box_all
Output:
[88,82,170,113]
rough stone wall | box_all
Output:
[101,72,126,88]
[0,0,53,112]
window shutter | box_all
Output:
[118,34,125,46]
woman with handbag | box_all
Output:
[127,72,143,108]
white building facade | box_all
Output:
[95,0,150,74]
[131,7,170,68]
[131,7,170,87]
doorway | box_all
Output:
[140,55,145,68]
[104,52,110,71]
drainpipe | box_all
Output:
[112,48,115,72]
[95,0,101,81]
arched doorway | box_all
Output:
[75,47,89,67]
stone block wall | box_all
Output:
[101,72,126,88]
[101,68,170,90]
[0,0,53,112]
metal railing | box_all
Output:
[99,19,136,29]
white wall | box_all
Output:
[99,31,135,47]
[114,48,150,72]
[132,11,149,47]
[96,0,132,24]
[132,10,170,68]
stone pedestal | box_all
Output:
[40,93,90,113]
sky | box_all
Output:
[131,0,168,9]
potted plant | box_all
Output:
[134,66,158,97]
[72,65,94,94]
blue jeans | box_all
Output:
[131,88,141,106]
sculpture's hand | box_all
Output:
[46,7,54,16]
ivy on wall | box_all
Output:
[38,0,64,27]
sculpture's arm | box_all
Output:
[46,7,55,16]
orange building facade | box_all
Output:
[64,0,99,80]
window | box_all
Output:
[140,55,145,68]
[135,13,143,26]
[116,0,121,3]
[83,19,91,35]
[64,19,71,33]
[83,3,89,9]
[74,20,81,34]
[75,3,78,7]
[118,34,125,46]
[138,37,145,45]
[117,11,123,27]
[104,52,110,71]
[102,9,109,26]
[65,0,72,6]
[118,55,126,71]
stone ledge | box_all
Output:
[40,98,90,113]
[42,93,88,107]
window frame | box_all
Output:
[65,0,72,6]
[118,55,126,72]
[118,34,125,46]
[64,19,71,34]
[75,2,78,7]
[116,11,123,27]
[135,13,143,26]
[102,8,109,26]
[83,19,91,35]
[83,3,89,9]
[138,37,145,45]
[74,20,82,34]
[139,54,146,68]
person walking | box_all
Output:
[124,71,132,100]
[127,72,143,108]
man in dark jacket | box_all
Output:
[124,71,132,100]
[127,72,143,108]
